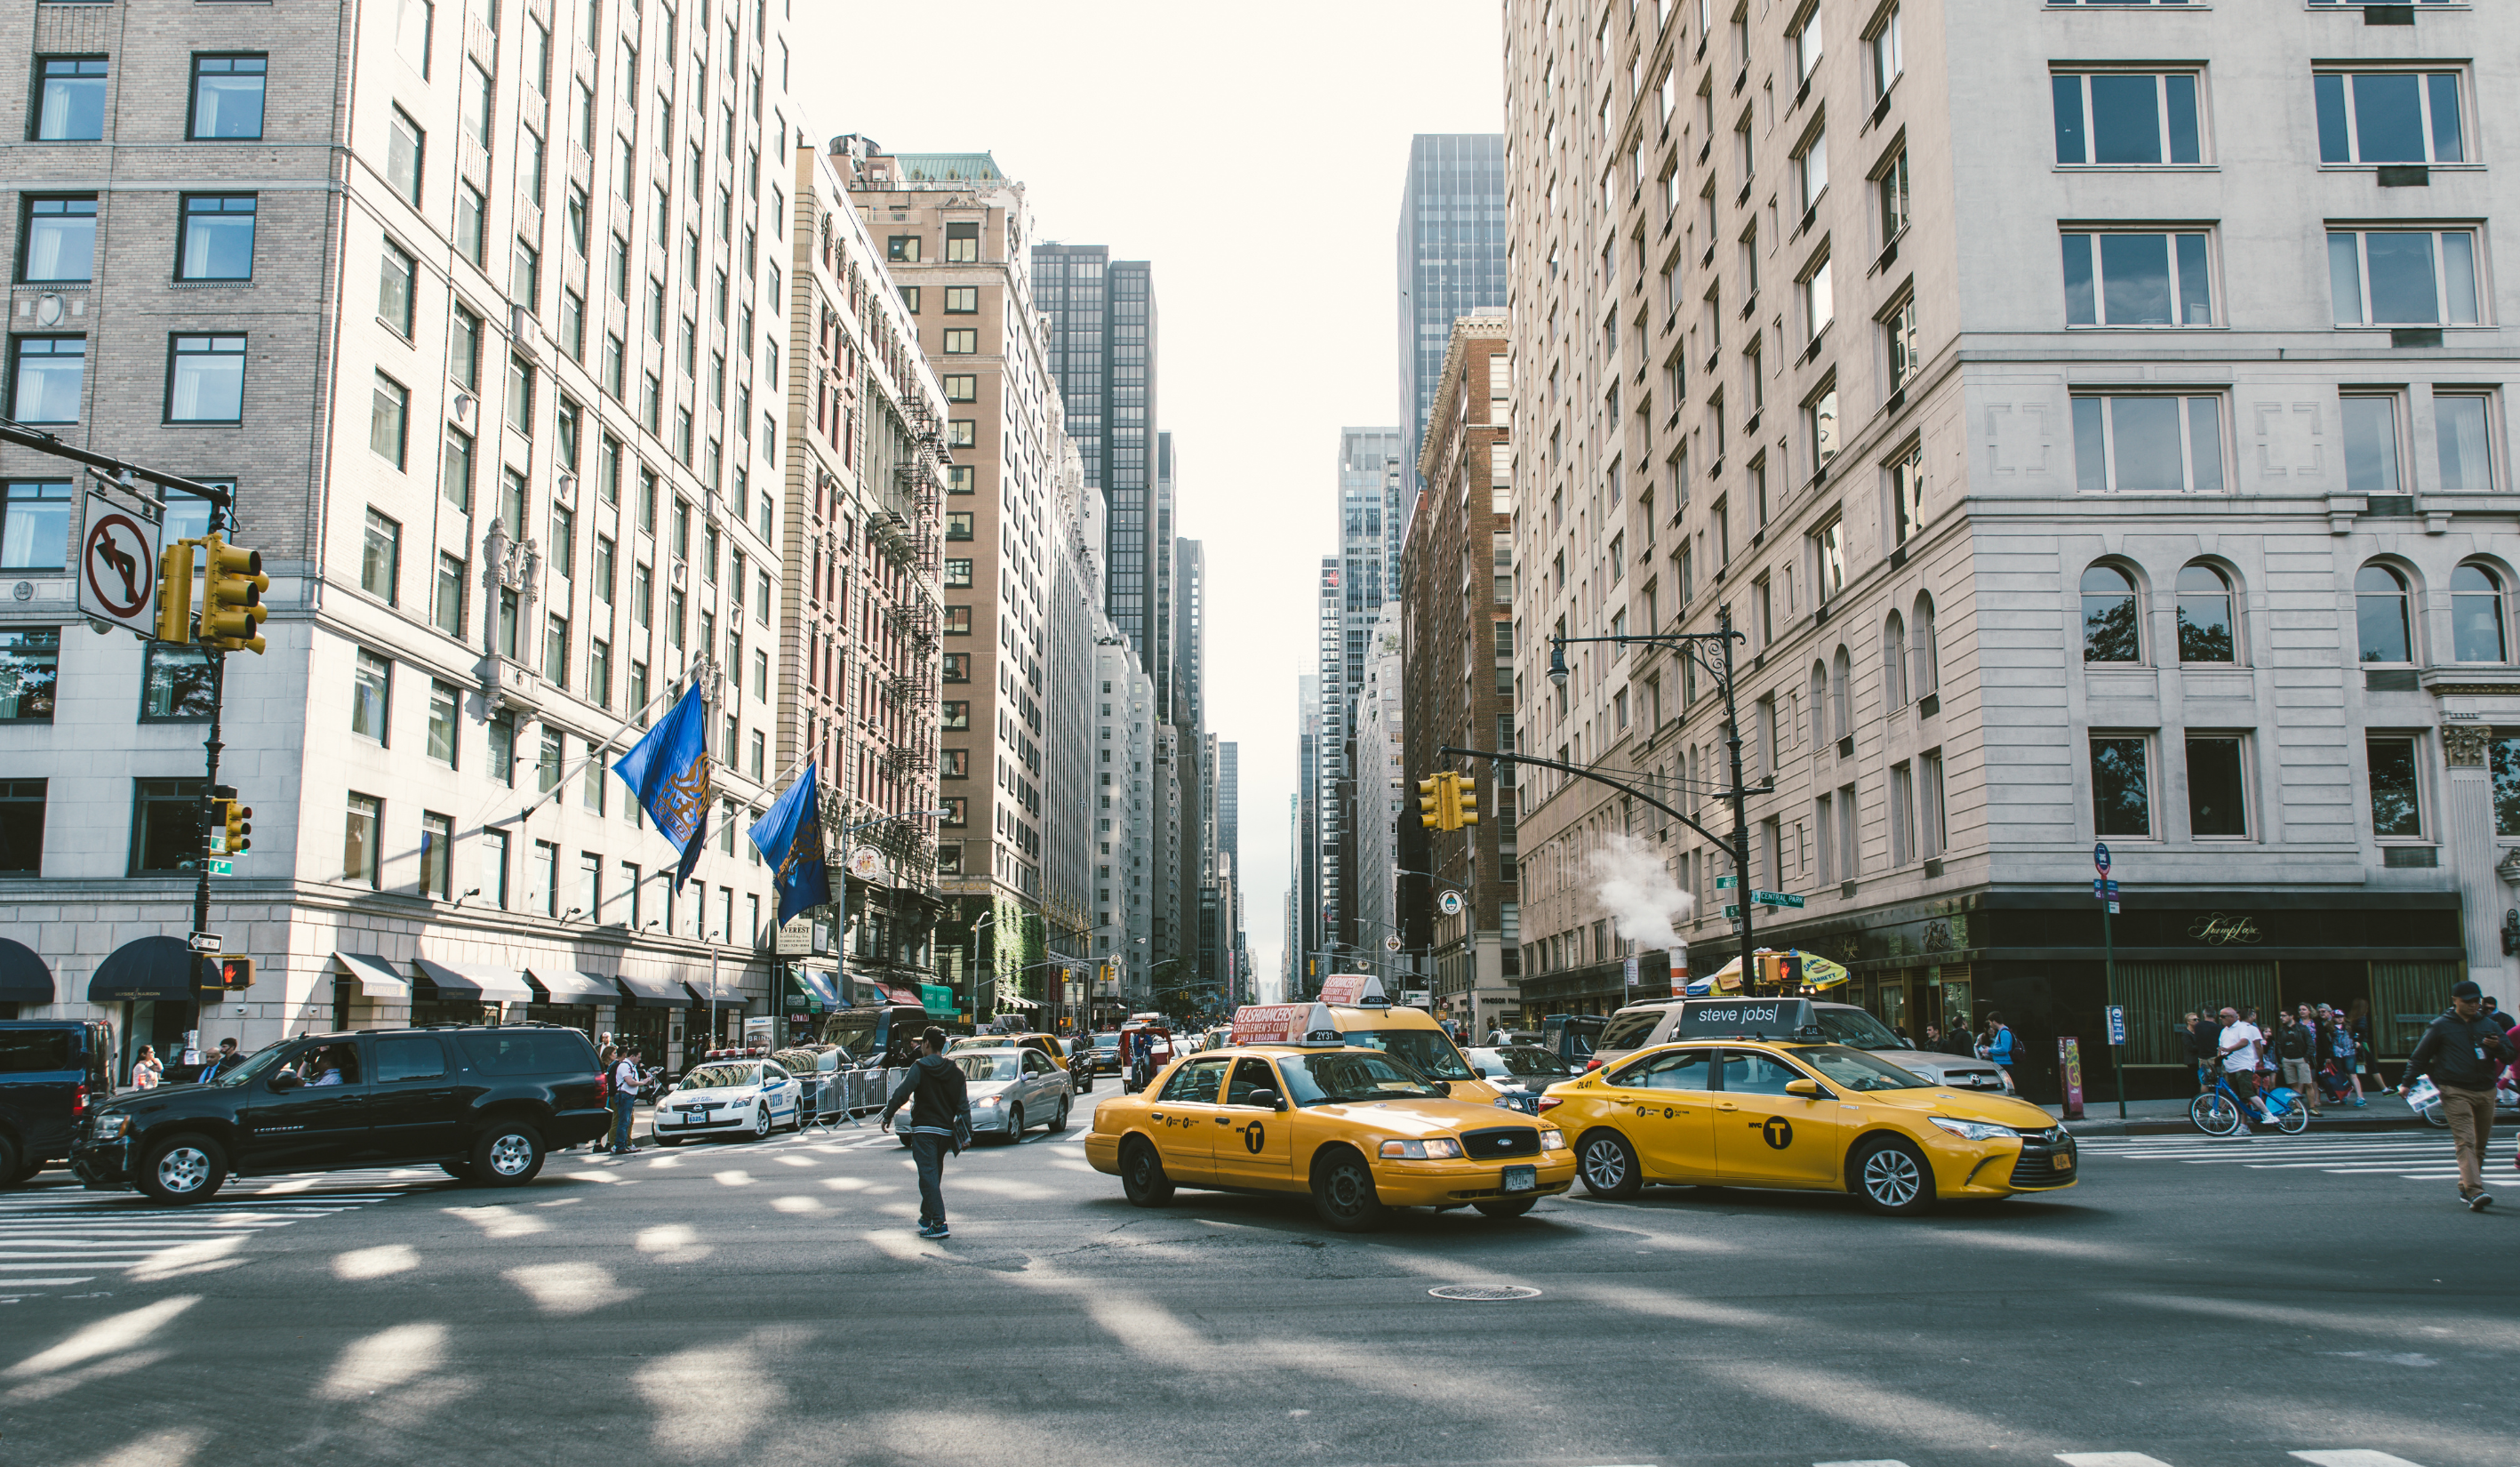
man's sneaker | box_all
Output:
[2470,1190,2494,1212]
[917,1223,949,1239]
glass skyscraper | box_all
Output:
[1035,244,1163,687]
[1395,134,1508,527]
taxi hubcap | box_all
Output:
[1324,1166,1371,1213]
[1863,1148,1921,1205]
[1582,1139,1627,1187]
[157,1146,209,1193]
[487,1134,533,1174]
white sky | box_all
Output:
[796,1,1504,1002]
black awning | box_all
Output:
[86,935,202,1004]
[684,983,749,1012]
[0,938,53,1004]
[614,973,690,1008]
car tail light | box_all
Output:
[1536,1096,1562,1113]
[72,1081,88,1117]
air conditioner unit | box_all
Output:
[511,303,545,363]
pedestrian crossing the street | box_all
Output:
[2075,1130,2518,1187]
[0,1170,441,1303]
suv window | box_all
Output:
[375,1036,448,1082]
[1813,1006,1906,1049]
[455,1030,592,1075]
[0,1030,74,1072]
[1598,1010,1668,1053]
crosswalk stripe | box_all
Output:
[2056,1455,2176,1467]
[2291,1453,2431,1467]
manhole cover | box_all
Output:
[1427,1285,1542,1302]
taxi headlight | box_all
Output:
[92,1114,130,1142]
[1378,1138,1463,1159]
[1539,1127,1567,1151]
[1930,1117,2014,1142]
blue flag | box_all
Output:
[613,681,713,891]
[748,763,830,927]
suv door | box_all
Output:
[1145,1056,1230,1183]
[233,1039,374,1172]
[370,1035,465,1158]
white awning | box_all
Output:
[413,958,534,1004]
[996,993,1039,1010]
[332,952,412,999]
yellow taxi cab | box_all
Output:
[1540,998,2076,1216]
[1084,1001,1577,1231]
[1308,974,1502,1105]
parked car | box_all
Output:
[70,1025,607,1204]
[948,1046,1073,1142]
[1,1020,115,1187]
[1466,1044,1576,1113]
[652,1059,803,1143]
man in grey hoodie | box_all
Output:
[2407,980,2514,1211]
[880,1027,970,1239]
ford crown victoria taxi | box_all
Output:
[1540,998,2076,1215]
[1306,974,1502,1105]
[1084,1003,1575,1231]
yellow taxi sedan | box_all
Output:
[1540,998,2076,1216]
[1084,1029,1576,1231]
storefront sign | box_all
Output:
[2187,913,2262,946]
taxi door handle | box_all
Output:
[1716,1102,1740,1112]
[1150,1111,1165,1121]
[1214,1117,1231,1125]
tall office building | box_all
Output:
[1292,673,1322,994]
[0,0,844,1069]
[1501,0,2520,1102]
[1395,134,1508,527]
[1033,244,1162,686]
[1312,431,1402,973]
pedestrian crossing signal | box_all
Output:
[216,955,253,991]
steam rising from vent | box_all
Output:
[1589,833,1694,951]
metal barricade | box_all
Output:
[796,1071,861,1132]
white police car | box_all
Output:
[651,1060,802,1144]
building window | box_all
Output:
[948,466,975,494]
[2328,229,2480,327]
[941,749,970,779]
[379,239,417,335]
[944,559,973,588]
[2091,736,2152,838]
[2341,393,2404,496]
[2317,71,2462,165]
[941,701,970,731]
[1882,293,1918,394]
[131,778,206,876]
[0,781,41,875]
[887,236,921,263]
[2492,739,2520,838]
[1888,439,1923,548]
[2188,735,2248,838]
[434,552,466,638]
[176,194,257,280]
[361,509,401,603]
[454,183,486,265]
[944,286,979,314]
[1811,517,1845,605]
[2061,231,2212,326]
[188,54,267,140]
[2436,391,2497,493]
[945,512,974,541]
[351,650,391,741]
[943,374,976,402]
[945,222,980,263]
[371,372,409,466]
[948,420,976,449]
[943,605,972,635]
[0,629,60,722]
[344,793,383,887]
[140,644,214,721]
[441,428,474,513]
[166,335,246,422]
[420,812,453,900]
[2367,737,2423,839]
[487,713,515,787]
[482,827,509,907]
[942,328,977,355]
[2071,394,2225,493]
[942,653,970,682]
[2451,564,2508,663]
[940,797,970,826]
[2082,564,2141,663]
[33,57,108,140]
[508,355,535,437]
[545,614,570,688]
[10,337,84,422]
[1805,381,1839,469]
[0,481,72,570]
[2176,563,2236,663]
[387,108,425,204]
[2052,71,2202,166]
[427,679,459,766]
[537,730,563,795]
[19,196,97,283]
[2356,563,2415,663]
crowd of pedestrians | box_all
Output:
[2185,1002,2380,1121]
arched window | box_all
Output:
[2081,564,2140,662]
[2452,564,2508,663]
[1913,592,1940,698]
[1830,645,1852,741]
[2175,563,2236,663]
[1809,661,1830,745]
[2356,563,2412,664]
[1883,612,1909,709]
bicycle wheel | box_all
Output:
[2189,1093,2236,1134]
[2276,1102,2309,1135]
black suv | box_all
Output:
[1,1020,116,1187]
[70,1025,608,1204]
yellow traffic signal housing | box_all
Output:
[1454,774,1480,827]
[1416,775,1444,830]
[212,783,252,856]
[155,537,198,644]
[199,533,268,653]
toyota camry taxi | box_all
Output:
[1084,1001,1577,1231]
[1540,998,2076,1215]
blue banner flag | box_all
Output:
[748,763,830,927]
[613,681,713,890]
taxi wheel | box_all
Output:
[1310,1149,1388,1232]
[1473,1198,1537,1219]
[1575,1130,1643,1200]
[1119,1139,1174,1206]
[1851,1136,1936,1216]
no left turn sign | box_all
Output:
[78,495,161,633]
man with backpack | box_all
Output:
[881,1027,971,1240]
[2274,1010,2324,1118]
[2407,980,2515,1211]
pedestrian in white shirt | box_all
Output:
[607,1046,644,1154]
[2216,1006,2269,1131]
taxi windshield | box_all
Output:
[954,1054,1021,1082]
[684,1063,762,1091]
[1276,1052,1447,1105]
[1794,1045,1932,1092]
[1814,1007,1909,1051]
[1339,1027,1475,1081]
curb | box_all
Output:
[2061,1112,2445,1138]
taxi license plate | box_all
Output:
[1502,1165,1538,1193]
[2055,1152,2074,1170]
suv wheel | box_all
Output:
[137,1134,228,1205]
[0,1134,21,1188]
[472,1122,546,1186]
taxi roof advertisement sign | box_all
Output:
[1230,1002,1333,1046]
[1676,998,1815,1038]
[1316,974,1381,1006]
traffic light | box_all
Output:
[1416,775,1442,830]
[155,537,198,644]
[199,533,268,653]
[211,783,251,856]
[215,956,253,992]
[1454,774,1479,828]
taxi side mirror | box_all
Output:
[1247,1089,1284,1111]
[1784,1078,1828,1100]
[1428,1080,1452,1097]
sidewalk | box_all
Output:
[2041,1092,2474,1138]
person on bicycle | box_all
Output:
[2216,1006,2270,1131]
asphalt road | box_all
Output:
[4,1090,2514,1467]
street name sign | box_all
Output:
[1714,876,1738,890]
[1749,889,1804,909]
